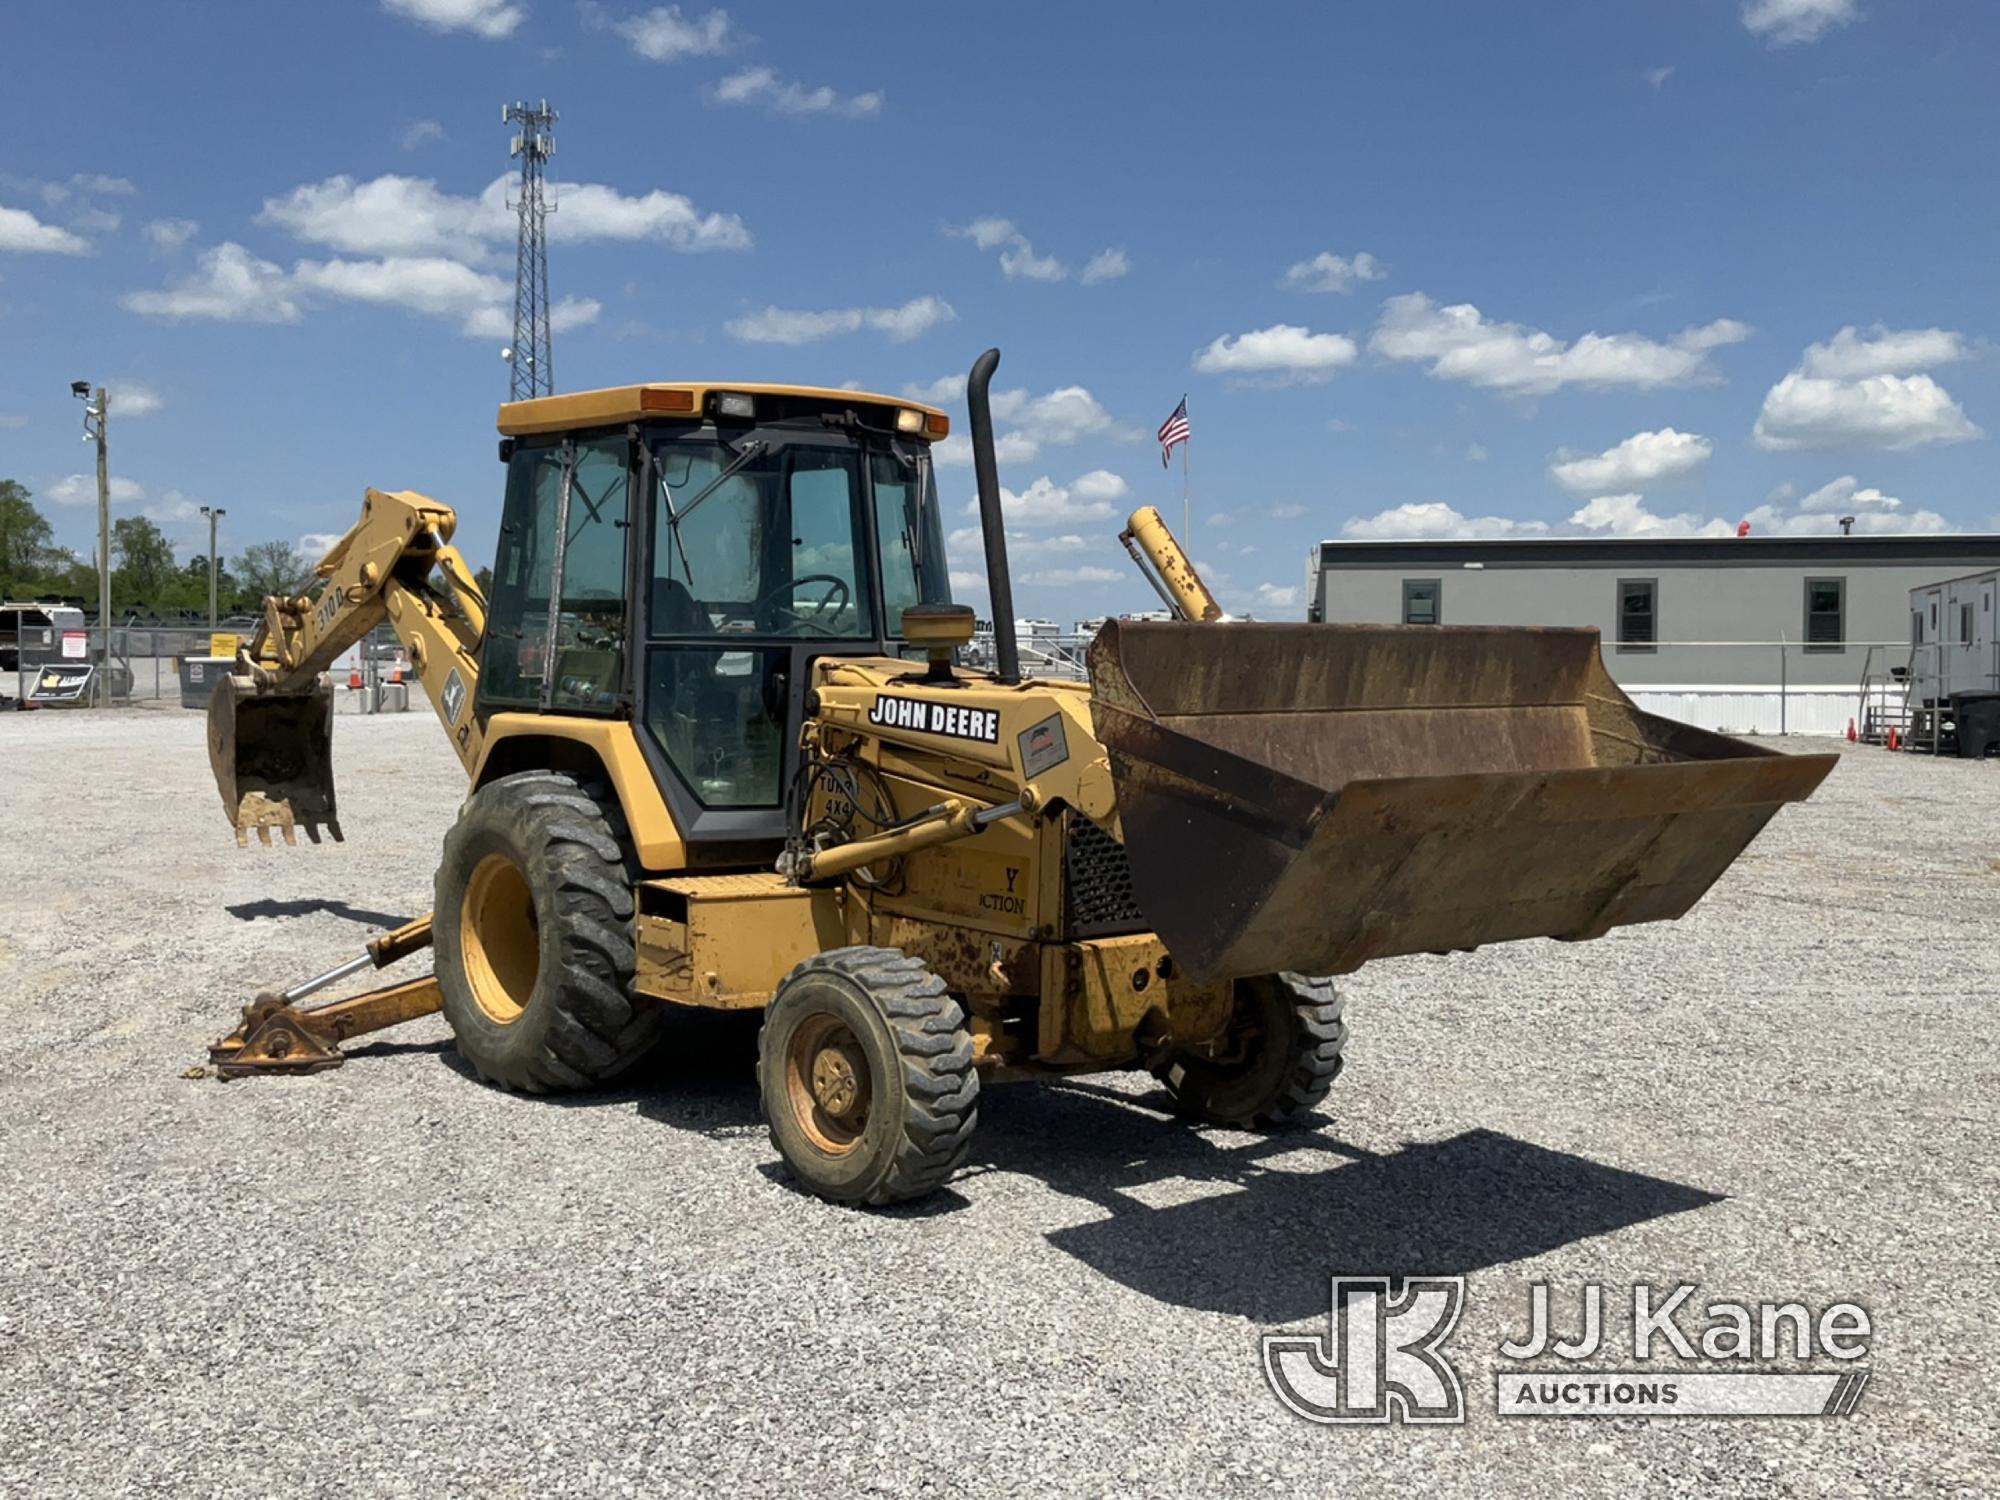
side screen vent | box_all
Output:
[1063,812,1146,938]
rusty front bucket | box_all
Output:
[1088,621,1835,984]
[206,677,342,845]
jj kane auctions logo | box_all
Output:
[1264,1279,1872,1423]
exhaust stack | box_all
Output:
[966,348,1020,684]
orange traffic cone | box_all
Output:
[1846,718,1857,742]
[348,665,363,689]
[1887,726,1900,752]
[390,664,404,685]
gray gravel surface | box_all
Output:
[0,709,1994,1498]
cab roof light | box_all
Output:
[924,412,950,438]
[640,388,697,413]
[710,391,756,420]
[895,407,925,434]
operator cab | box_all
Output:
[481,383,955,854]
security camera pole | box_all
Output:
[73,382,111,708]
[200,504,226,629]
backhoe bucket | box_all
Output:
[206,677,341,846]
[1088,621,1834,984]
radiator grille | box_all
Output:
[1063,813,1147,937]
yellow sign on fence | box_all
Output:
[209,632,241,659]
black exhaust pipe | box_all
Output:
[966,347,1020,684]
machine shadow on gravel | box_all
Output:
[973,1082,1724,1325]
[226,897,417,930]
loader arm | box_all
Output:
[212,487,487,843]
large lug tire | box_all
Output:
[1152,972,1346,1128]
[433,770,664,1092]
[757,947,978,1206]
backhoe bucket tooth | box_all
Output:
[1088,621,1836,984]
[207,677,341,846]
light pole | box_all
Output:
[72,381,110,708]
[199,505,226,630]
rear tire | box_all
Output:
[1151,972,1345,1128]
[757,947,978,1206]
[434,770,663,1092]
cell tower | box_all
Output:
[502,99,557,401]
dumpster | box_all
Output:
[180,656,236,711]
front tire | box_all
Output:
[1152,973,1346,1128]
[757,947,978,1205]
[434,770,663,1092]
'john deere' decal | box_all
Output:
[868,694,1000,744]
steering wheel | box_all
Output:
[751,573,850,635]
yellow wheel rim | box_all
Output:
[461,853,539,1024]
[783,1013,871,1155]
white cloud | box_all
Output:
[1080,248,1130,285]
[948,218,1068,282]
[401,120,446,150]
[297,532,347,559]
[1753,371,1979,451]
[1570,494,1736,538]
[1253,583,1300,609]
[1341,502,1549,540]
[45,474,145,507]
[121,242,303,322]
[1192,324,1359,384]
[1279,250,1385,294]
[1343,477,1952,543]
[929,385,1119,467]
[1644,65,1675,91]
[1549,427,1712,494]
[605,4,734,60]
[108,381,164,417]
[1371,293,1749,395]
[957,218,1018,251]
[713,67,882,117]
[1000,242,1067,282]
[382,0,525,39]
[1739,475,1949,535]
[1270,503,1307,520]
[963,472,1128,528]
[0,204,89,255]
[725,295,954,345]
[0,413,26,430]
[142,218,199,252]
[28,173,134,202]
[1742,0,1859,47]
[1025,565,1119,587]
[1465,443,1488,463]
[125,242,599,337]
[1798,324,1969,379]
[257,172,750,260]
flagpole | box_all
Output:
[1181,395,1191,542]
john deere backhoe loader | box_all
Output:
[206,349,1836,1205]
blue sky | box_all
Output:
[4,0,1997,622]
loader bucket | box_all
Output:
[206,678,342,845]
[1088,621,1835,984]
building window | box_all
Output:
[1912,610,1924,646]
[1962,603,1975,643]
[1617,578,1657,652]
[1402,578,1440,625]
[1804,577,1845,652]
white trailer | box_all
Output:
[1909,568,2000,756]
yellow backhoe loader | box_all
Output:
[206,349,1836,1205]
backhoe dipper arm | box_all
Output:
[240,487,487,774]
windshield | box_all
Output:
[648,430,949,640]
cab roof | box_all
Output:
[497,382,950,439]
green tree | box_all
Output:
[112,516,180,607]
[233,539,311,601]
[0,480,59,592]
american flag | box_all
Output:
[1157,396,1190,468]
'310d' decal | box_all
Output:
[867,694,1000,744]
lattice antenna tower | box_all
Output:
[502,99,558,400]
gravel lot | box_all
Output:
[1,707,1994,1498]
